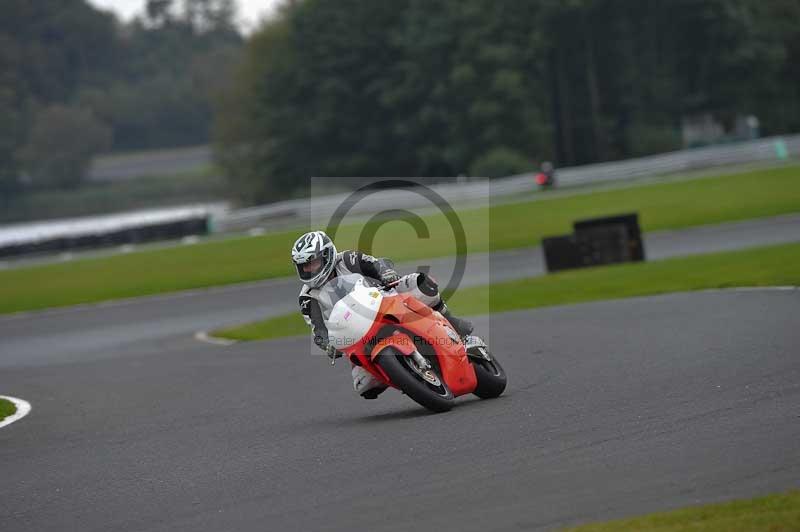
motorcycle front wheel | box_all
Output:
[468,348,507,399]
[376,348,454,413]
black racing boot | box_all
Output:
[361,386,388,400]
[434,301,474,338]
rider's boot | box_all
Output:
[352,365,388,399]
[433,301,474,339]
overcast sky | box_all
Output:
[87,0,284,33]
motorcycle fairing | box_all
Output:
[369,293,477,396]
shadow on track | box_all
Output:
[312,393,512,428]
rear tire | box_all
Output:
[376,348,454,413]
[469,349,507,399]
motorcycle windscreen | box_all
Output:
[324,285,383,348]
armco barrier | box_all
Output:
[2,135,797,258]
[215,135,799,233]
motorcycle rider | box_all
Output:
[292,230,474,399]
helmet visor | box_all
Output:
[296,256,324,281]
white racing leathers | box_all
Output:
[298,250,442,351]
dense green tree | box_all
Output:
[215,14,299,203]
[0,0,120,193]
[20,105,112,189]
[216,0,555,202]
[216,0,410,203]
[386,0,551,174]
[0,35,25,196]
[0,0,243,196]
[0,0,121,103]
[96,3,242,150]
[468,147,533,178]
[3,0,799,207]
[146,0,175,27]
[183,0,238,33]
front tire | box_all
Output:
[469,348,507,399]
[376,348,454,413]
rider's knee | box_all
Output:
[395,272,441,307]
[416,272,439,297]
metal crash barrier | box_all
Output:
[216,135,800,233]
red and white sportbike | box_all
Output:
[320,273,506,412]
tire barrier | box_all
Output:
[0,213,209,259]
[543,213,645,273]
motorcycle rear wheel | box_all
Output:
[376,348,454,413]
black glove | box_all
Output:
[379,268,400,286]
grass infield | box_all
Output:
[0,398,16,422]
[213,241,800,341]
[563,491,800,531]
[1,164,798,314]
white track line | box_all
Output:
[703,286,799,293]
[194,331,238,346]
[0,396,32,429]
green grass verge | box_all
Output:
[0,398,16,422]
[213,241,800,341]
[1,164,799,315]
[564,491,800,531]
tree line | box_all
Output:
[2,0,798,209]
[216,0,800,204]
[0,0,242,196]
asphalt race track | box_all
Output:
[1,217,799,531]
[1,213,798,369]
[1,290,798,531]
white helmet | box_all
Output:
[291,231,337,287]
